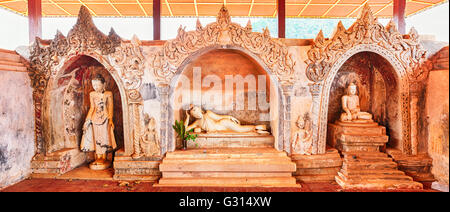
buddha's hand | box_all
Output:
[83,119,91,130]
[346,112,352,120]
[228,116,240,124]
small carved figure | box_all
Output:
[80,74,117,170]
[185,105,269,134]
[339,83,373,122]
[140,114,161,157]
[291,114,313,155]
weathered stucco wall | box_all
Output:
[425,46,449,186]
[0,69,34,189]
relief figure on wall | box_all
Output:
[340,83,373,123]
[185,105,269,134]
[140,114,161,157]
[292,114,313,155]
[80,74,117,170]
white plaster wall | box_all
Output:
[0,71,34,189]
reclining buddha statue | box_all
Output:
[184,105,269,134]
[339,83,373,123]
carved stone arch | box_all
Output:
[315,44,411,154]
[162,45,288,153]
[43,53,132,155]
[28,6,145,156]
[149,6,296,154]
[305,4,426,155]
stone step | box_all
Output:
[156,177,299,187]
[188,135,274,148]
[162,171,292,178]
[341,169,406,176]
[335,175,423,190]
[0,63,27,72]
[342,161,398,170]
[338,134,389,144]
[295,174,337,183]
[330,122,385,135]
[165,148,288,159]
[338,171,413,181]
[342,151,389,157]
[162,157,293,164]
[0,49,21,62]
[160,160,296,172]
[343,157,394,163]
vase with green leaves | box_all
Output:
[172,120,198,150]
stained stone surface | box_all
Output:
[0,53,34,188]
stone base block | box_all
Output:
[156,148,299,187]
[291,148,342,183]
[386,148,435,182]
[336,151,423,190]
[328,122,388,152]
[113,150,162,182]
[31,148,90,175]
[188,133,274,148]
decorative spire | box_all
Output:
[217,5,231,26]
[314,30,325,46]
[246,19,252,31]
[331,21,346,38]
[196,18,203,31]
[357,3,376,25]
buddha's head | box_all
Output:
[92,74,106,93]
[296,115,305,129]
[347,83,357,95]
[190,105,203,119]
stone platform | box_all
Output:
[291,148,342,183]
[328,121,423,190]
[112,149,162,182]
[31,148,92,177]
[188,133,274,148]
[155,148,299,187]
[328,121,388,152]
[386,148,435,183]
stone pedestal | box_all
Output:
[31,148,91,178]
[386,148,435,183]
[155,148,299,187]
[328,121,423,190]
[328,121,388,152]
[112,149,162,182]
[188,133,274,148]
[291,147,342,183]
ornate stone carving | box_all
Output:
[112,35,145,91]
[150,6,295,86]
[305,4,427,83]
[27,6,127,155]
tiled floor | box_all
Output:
[1,178,438,192]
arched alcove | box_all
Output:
[326,52,402,149]
[168,48,283,151]
[43,55,124,155]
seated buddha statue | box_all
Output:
[339,83,373,123]
[184,105,269,134]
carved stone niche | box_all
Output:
[149,6,296,155]
[305,4,427,155]
[325,52,403,151]
[29,6,147,177]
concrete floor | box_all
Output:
[1,178,438,192]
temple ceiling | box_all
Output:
[0,0,447,18]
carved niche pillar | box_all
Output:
[308,83,325,154]
[158,84,170,155]
[408,81,424,156]
[281,84,293,153]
